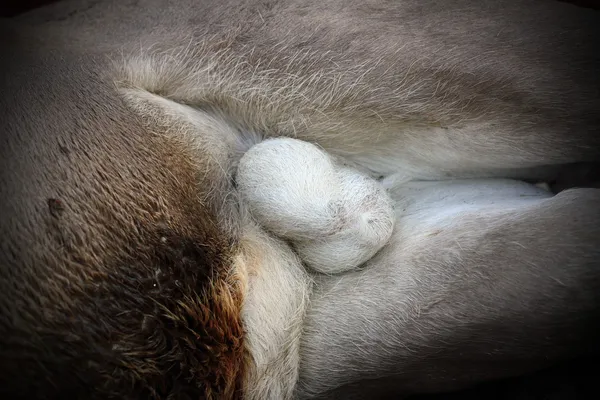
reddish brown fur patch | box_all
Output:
[0,50,247,398]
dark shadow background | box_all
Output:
[2,0,598,399]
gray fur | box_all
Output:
[1,0,600,398]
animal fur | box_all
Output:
[1,0,600,399]
[236,137,395,274]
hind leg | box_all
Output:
[298,187,600,397]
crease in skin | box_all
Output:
[118,86,314,399]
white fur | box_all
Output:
[236,138,395,274]
[237,221,312,400]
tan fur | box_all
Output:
[1,1,600,399]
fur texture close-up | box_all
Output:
[1,1,599,399]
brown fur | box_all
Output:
[1,0,600,399]
[0,27,247,398]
